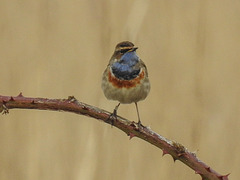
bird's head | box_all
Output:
[113,41,138,59]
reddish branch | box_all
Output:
[0,94,229,180]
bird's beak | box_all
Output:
[128,47,138,52]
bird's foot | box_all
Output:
[108,109,117,126]
[108,103,120,126]
[136,120,144,130]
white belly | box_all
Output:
[102,73,150,104]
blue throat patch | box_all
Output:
[112,51,140,80]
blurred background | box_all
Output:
[0,0,240,179]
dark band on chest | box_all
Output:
[111,67,140,80]
[108,70,145,88]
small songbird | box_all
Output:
[102,41,150,125]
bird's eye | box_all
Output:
[120,49,129,54]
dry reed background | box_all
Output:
[0,0,240,180]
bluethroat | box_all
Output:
[102,41,150,125]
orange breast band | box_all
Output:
[108,70,144,89]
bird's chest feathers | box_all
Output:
[111,51,140,80]
[109,51,144,88]
[108,69,144,89]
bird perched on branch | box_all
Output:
[102,41,150,125]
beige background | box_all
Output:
[1,0,240,180]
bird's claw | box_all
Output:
[137,120,143,129]
[108,111,117,126]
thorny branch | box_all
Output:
[0,94,229,180]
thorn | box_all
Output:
[82,106,88,110]
[68,96,76,102]
[205,166,211,172]
[18,92,23,97]
[162,149,169,156]
[172,155,177,162]
[9,96,15,101]
[31,100,35,104]
[128,132,135,139]
[218,173,230,180]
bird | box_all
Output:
[101,41,150,125]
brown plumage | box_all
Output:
[101,41,150,124]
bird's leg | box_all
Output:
[108,103,121,125]
[113,103,121,117]
[135,102,142,126]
